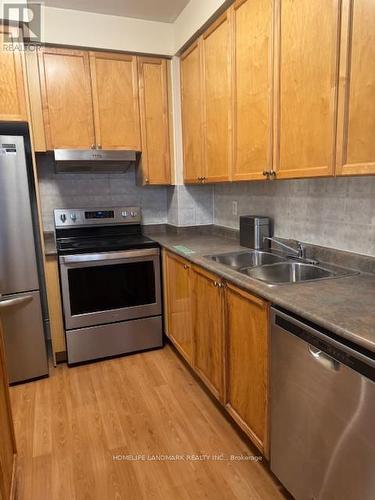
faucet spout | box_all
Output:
[263,237,312,261]
[263,237,300,256]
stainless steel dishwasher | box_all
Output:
[270,307,375,500]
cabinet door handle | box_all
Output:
[213,281,224,288]
[183,264,189,270]
[91,144,96,149]
[262,170,269,177]
[97,144,102,150]
[145,178,149,184]
[269,170,276,178]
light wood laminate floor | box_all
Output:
[10,345,285,499]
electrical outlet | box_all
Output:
[232,200,238,216]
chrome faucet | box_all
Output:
[263,237,317,263]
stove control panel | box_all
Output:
[54,207,142,228]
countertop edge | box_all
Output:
[159,243,375,355]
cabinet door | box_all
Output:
[163,252,193,364]
[202,13,232,182]
[225,284,269,456]
[138,57,170,184]
[336,0,375,176]
[0,319,17,500]
[25,50,46,152]
[192,266,224,400]
[0,25,27,121]
[90,52,140,150]
[274,0,340,179]
[38,47,95,149]
[232,0,273,181]
[180,41,204,183]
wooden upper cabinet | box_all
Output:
[138,57,170,184]
[274,0,340,179]
[163,251,193,364]
[0,26,27,121]
[181,41,204,183]
[202,12,232,182]
[89,52,140,150]
[232,0,273,181]
[336,0,375,176]
[25,50,47,152]
[38,47,95,149]
[0,320,17,500]
[192,266,224,401]
[225,284,269,456]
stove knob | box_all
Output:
[121,211,128,218]
[130,211,137,218]
[60,213,67,223]
[70,213,77,222]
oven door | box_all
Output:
[59,248,161,330]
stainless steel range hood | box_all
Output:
[54,149,140,173]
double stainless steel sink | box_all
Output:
[206,250,357,285]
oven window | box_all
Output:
[68,261,156,315]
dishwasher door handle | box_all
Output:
[272,308,375,370]
[308,344,341,372]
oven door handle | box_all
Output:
[60,248,159,264]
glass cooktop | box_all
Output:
[57,234,158,255]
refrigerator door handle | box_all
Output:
[0,295,33,310]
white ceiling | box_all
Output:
[40,0,190,23]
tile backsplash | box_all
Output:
[167,185,213,226]
[37,154,168,231]
[213,177,375,256]
[37,153,375,256]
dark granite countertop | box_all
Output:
[148,230,375,354]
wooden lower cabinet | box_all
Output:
[163,250,269,454]
[225,283,269,456]
[0,320,17,500]
[191,265,225,401]
[163,251,193,364]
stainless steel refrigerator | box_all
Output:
[0,122,48,384]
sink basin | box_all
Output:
[207,250,286,269]
[206,250,358,285]
[242,262,336,284]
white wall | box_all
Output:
[0,2,174,54]
[42,6,174,55]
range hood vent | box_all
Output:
[54,149,140,173]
